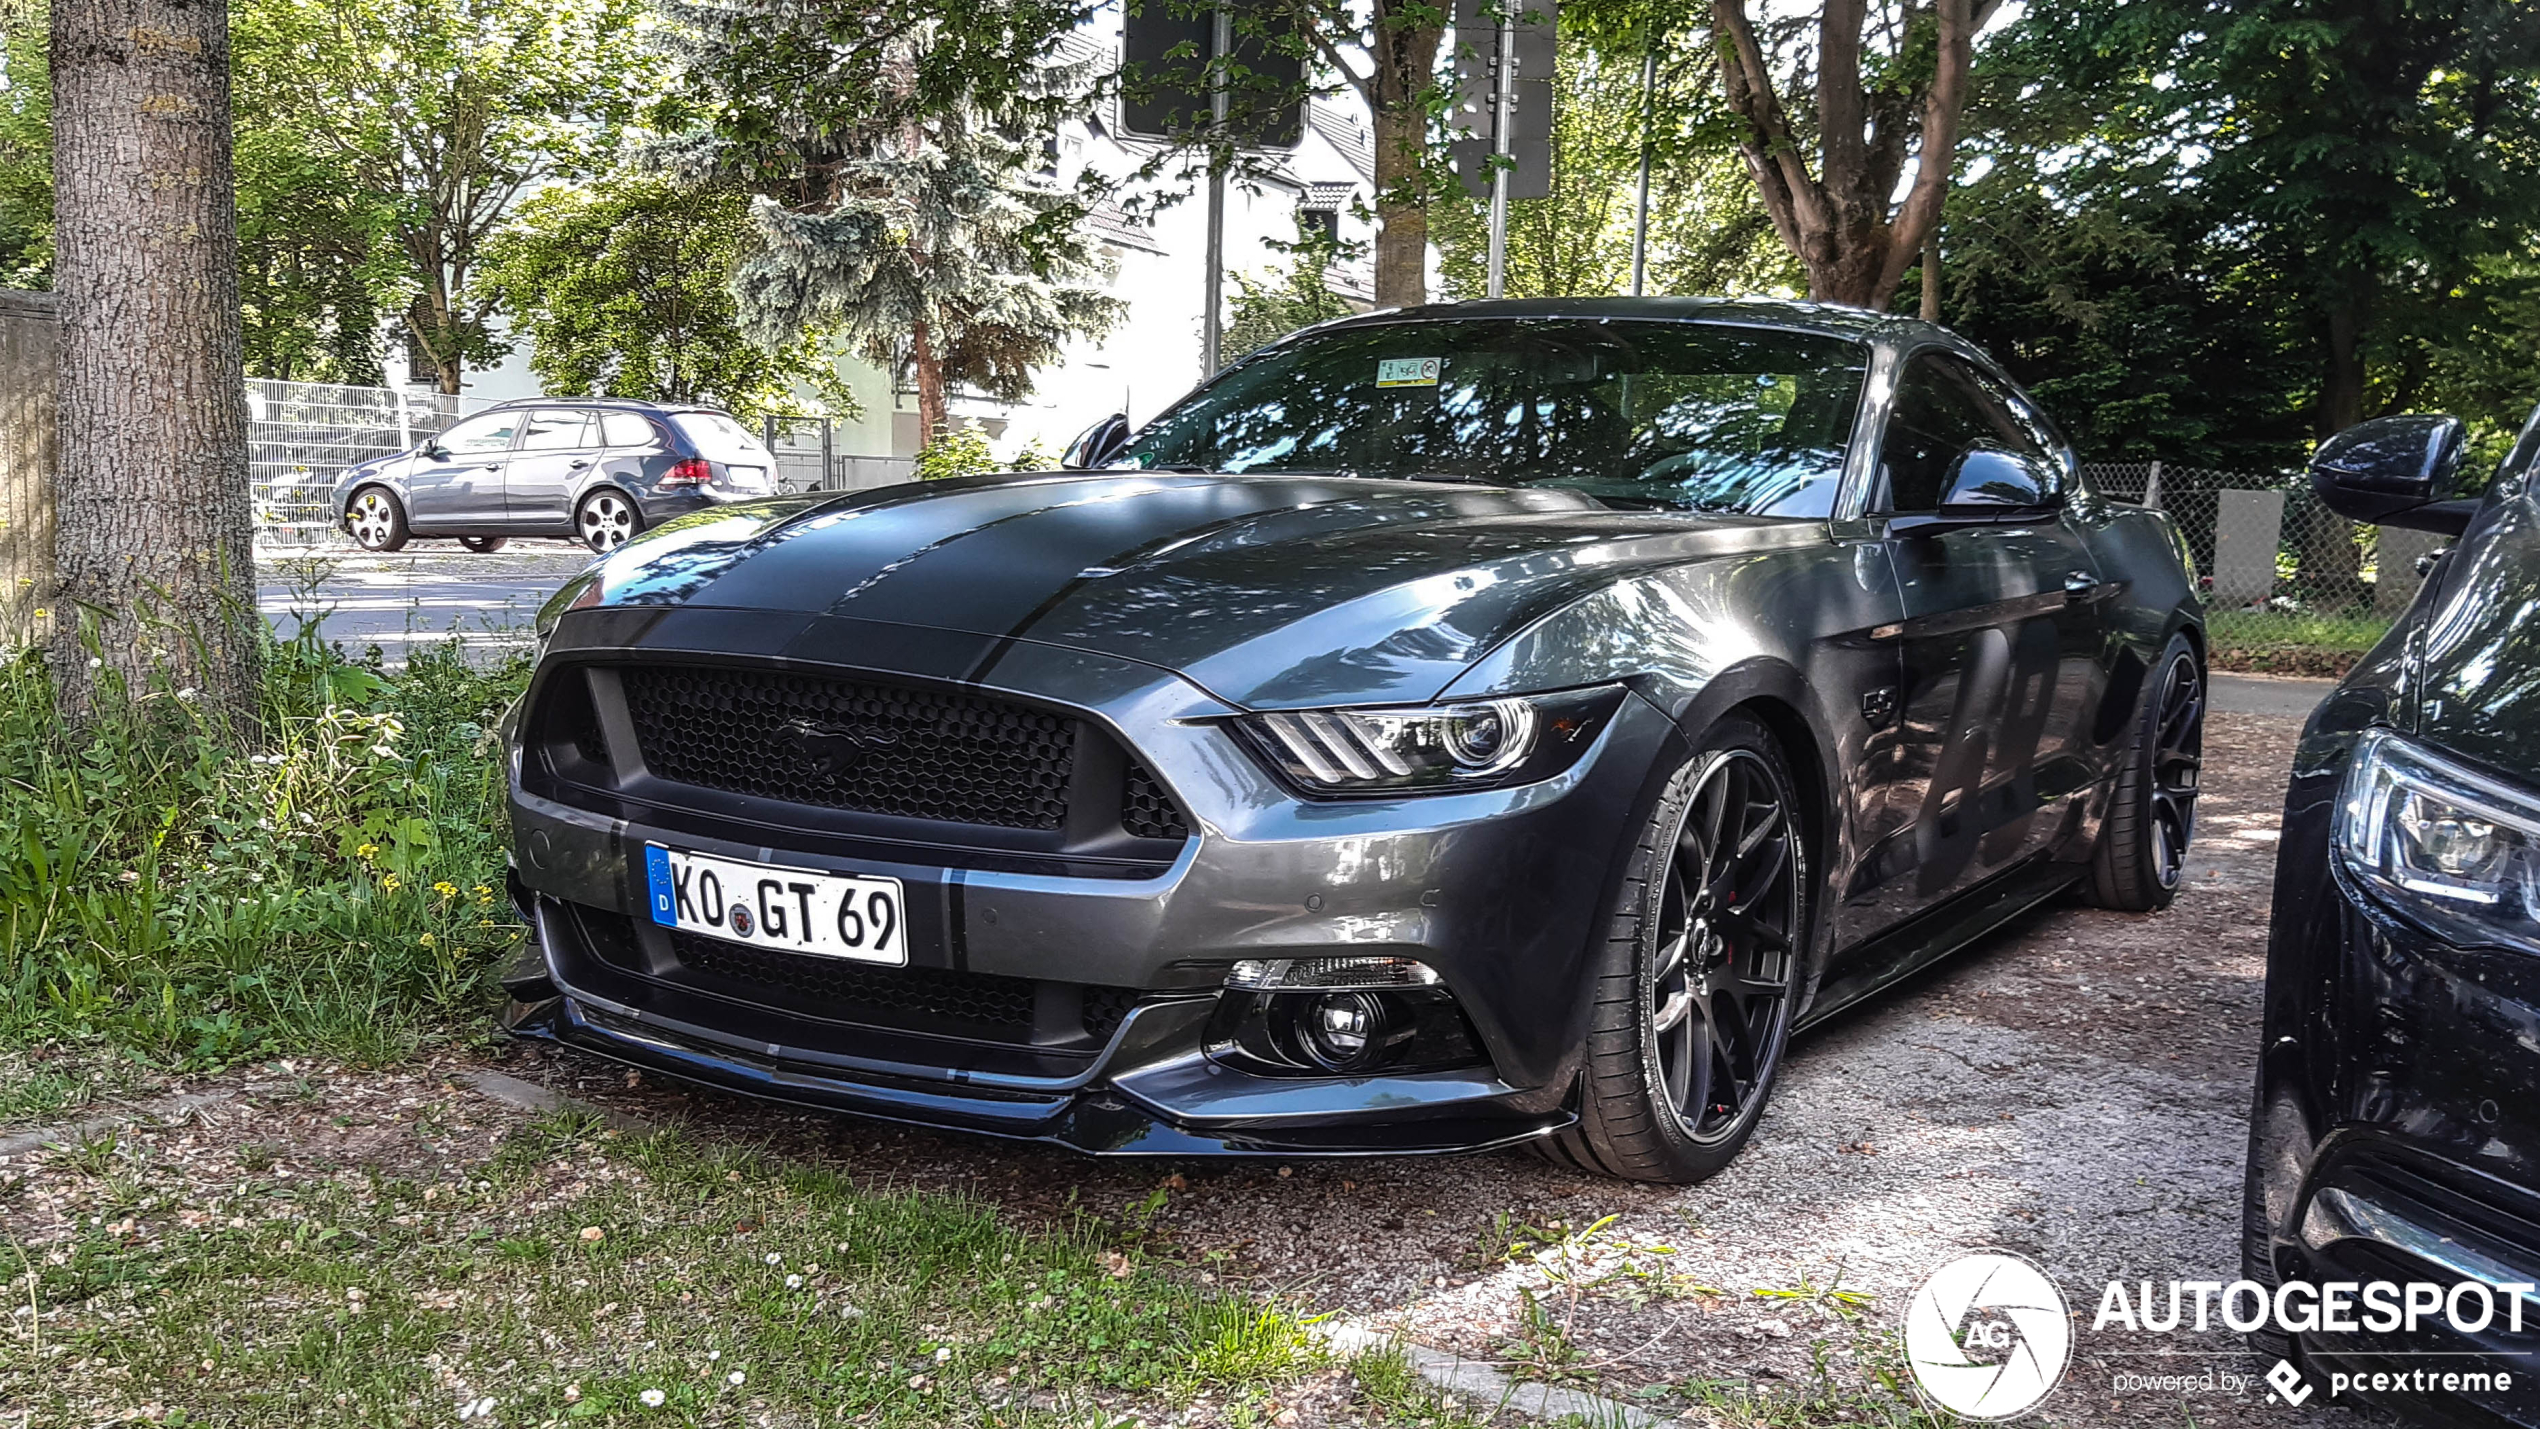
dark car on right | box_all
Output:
[2245,405,2540,1422]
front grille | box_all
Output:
[667,930,1138,1044]
[1122,762,1189,841]
[621,665,1077,830]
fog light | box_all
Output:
[1293,991,1412,1071]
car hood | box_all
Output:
[560,470,1827,708]
[2413,486,2540,778]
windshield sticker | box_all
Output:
[1376,357,1442,388]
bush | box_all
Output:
[0,626,530,1070]
[912,427,1000,482]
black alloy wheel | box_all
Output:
[1542,712,1809,1184]
[2088,634,2204,911]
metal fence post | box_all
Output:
[820,417,834,491]
[2142,460,2163,510]
[762,413,779,456]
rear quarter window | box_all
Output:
[600,412,661,448]
[671,412,772,462]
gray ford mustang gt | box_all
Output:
[498,298,2205,1183]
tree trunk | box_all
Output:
[48,0,258,726]
[2304,289,2368,595]
[911,316,947,448]
[1368,1,1442,309]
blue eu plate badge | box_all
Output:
[644,844,677,926]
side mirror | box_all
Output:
[1062,413,1131,470]
[422,441,451,462]
[2310,414,2478,535]
[1888,447,2061,536]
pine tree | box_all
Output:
[725,112,1121,445]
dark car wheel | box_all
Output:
[345,486,410,552]
[458,535,509,553]
[576,490,642,553]
[1541,712,1809,1184]
[2086,634,2204,911]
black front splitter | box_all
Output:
[501,994,1573,1160]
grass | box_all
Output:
[0,621,530,1099]
[2206,607,2392,676]
[2,1089,1518,1428]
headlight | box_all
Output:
[1234,686,1623,797]
[2336,728,2540,954]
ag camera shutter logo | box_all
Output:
[1905,1251,2072,1420]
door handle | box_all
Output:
[569,460,590,469]
[2063,572,2102,602]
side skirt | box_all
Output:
[1797,860,2082,1032]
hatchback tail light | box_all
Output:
[659,457,713,488]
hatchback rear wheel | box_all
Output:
[575,490,642,553]
[1541,712,1809,1184]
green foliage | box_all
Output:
[1223,222,1357,360]
[912,427,1000,482]
[1429,46,1799,301]
[0,625,528,1070]
[478,174,859,420]
[0,10,49,288]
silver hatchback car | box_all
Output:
[332,399,784,554]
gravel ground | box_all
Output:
[474,709,2377,1426]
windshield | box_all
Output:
[1117,319,1870,517]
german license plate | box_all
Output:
[642,844,906,965]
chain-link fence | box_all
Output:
[2084,461,2418,669]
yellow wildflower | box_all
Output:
[380,873,401,892]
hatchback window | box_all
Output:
[600,411,659,448]
[671,411,773,462]
[518,409,593,451]
[1117,318,1870,517]
[436,412,520,455]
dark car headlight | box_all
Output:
[2336,728,2540,954]
[1233,685,1624,797]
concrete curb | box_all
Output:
[0,1090,239,1160]
[1314,1320,1665,1427]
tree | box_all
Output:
[48,0,257,721]
[726,112,1121,445]
[479,174,860,419]
[1223,221,1357,356]
[257,0,652,393]
[1259,0,1448,307]
[1708,0,1997,308]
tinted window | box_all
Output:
[519,409,593,451]
[600,411,660,448]
[1119,319,1871,517]
[671,411,773,461]
[1877,354,2058,512]
[437,412,520,456]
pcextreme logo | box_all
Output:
[1903,1251,2073,1420]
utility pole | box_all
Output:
[1200,5,1233,374]
[1629,39,1657,296]
[1485,7,1514,299]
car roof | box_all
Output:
[472,397,730,417]
[1304,295,1956,346]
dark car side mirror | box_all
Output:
[1887,447,2062,536]
[2310,414,2479,535]
[422,441,451,462]
[1062,413,1131,470]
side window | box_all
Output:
[518,409,593,451]
[1876,354,2058,511]
[600,412,658,448]
[438,412,520,455]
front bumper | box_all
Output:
[2252,811,2540,1422]
[503,609,1683,1155]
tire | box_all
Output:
[2086,634,2204,911]
[344,485,410,552]
[1542,711,1811,1184]
[575,489,643,553]
[458,535,509,553]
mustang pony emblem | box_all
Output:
[776,719,903,775]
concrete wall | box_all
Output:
[0,289,55,649]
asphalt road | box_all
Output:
[258,542,593,662]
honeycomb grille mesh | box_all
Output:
[1121,762,1189,841]
[620,665,1078,829]
[667,930,1138,1044]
